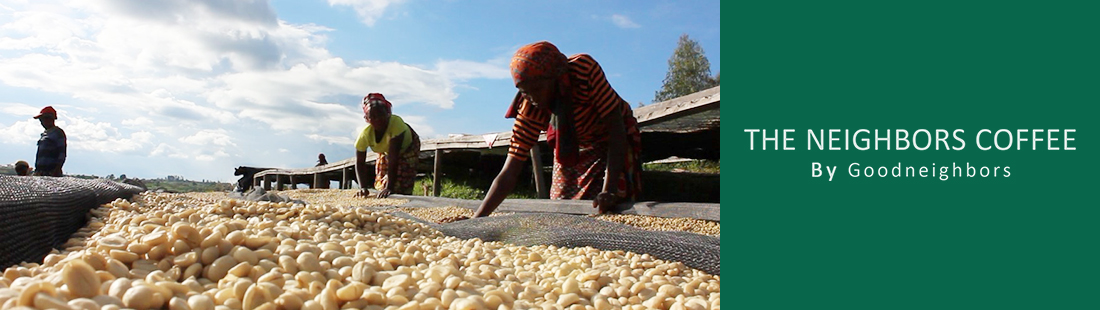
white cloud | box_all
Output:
[150,143,188,159]
[0,0,510,180]
[0,10,89,50]
[307,134,355,146]
[193,150,230,162]
[2,116,158,154]
[436,59,510,81]
[121,117,154,128]
[179,129,235,147]
[278,148,289,153]
[399,115,436,139]
[90,0,279,27]
[0,119,41,145]
[611,14,641,29]
[327,0,406,26]
[197,150,230,161]
[0,1,493,137]
[58,116,154,153]
[0,1,331,127]
[208,57,459,132]
[0,102,41,117]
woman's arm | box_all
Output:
[354,151,372,197]
[474,156,526,217]
[378,132,405,198]
[595,109,627,213]
[475,96,549,218]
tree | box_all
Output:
[654,34,717,102]
[106,174,115,180]
[636,101,645,109]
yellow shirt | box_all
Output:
[355,115,413,154]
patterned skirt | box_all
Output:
[551,123,643,201]
[374,135,421,195]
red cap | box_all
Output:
[33,106,57,119]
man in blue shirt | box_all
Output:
[33,106,66,177]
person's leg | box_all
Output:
[374,154,389,191]
[387,137,420,195]
[551,143,606,200]
[619,115,644,201]
[392,147,419,195]
[618,139,643,201]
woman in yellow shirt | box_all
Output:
[354,93,421,198]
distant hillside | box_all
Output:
[0,164,101,179]
[132,178,233,193]
[0,166,231,193]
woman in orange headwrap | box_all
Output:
[474,41,643,217]
[353,93,422,198]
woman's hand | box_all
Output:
[593,191,620,214]
[377,188,393,199]
[355,189,373,198]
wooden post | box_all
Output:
[341,167,348,189]
[530,144,548,198]
[276,175,284,191]
[313,174,320,189]
[433,149,442,196]
[263,175,271,191]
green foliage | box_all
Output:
[654,34,719,102]
[141,179,233,193]
[643,159,721,174]
[412,176,537,200]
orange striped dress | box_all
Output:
[507,54,643,200]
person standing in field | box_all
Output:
[33,106,66,177]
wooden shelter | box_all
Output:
[252,86,721,199]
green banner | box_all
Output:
[725,1,1099,309]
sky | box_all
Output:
[0,0,720,182]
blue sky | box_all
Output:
[0,0,719,182]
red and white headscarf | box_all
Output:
[362,93,392,116]
[510,41,568,86]
[506,41,579,166]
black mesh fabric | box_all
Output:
[0,176,143,268]
[394,212,721,276]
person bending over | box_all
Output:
[474,41,643,217]
[353,93,422,198]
